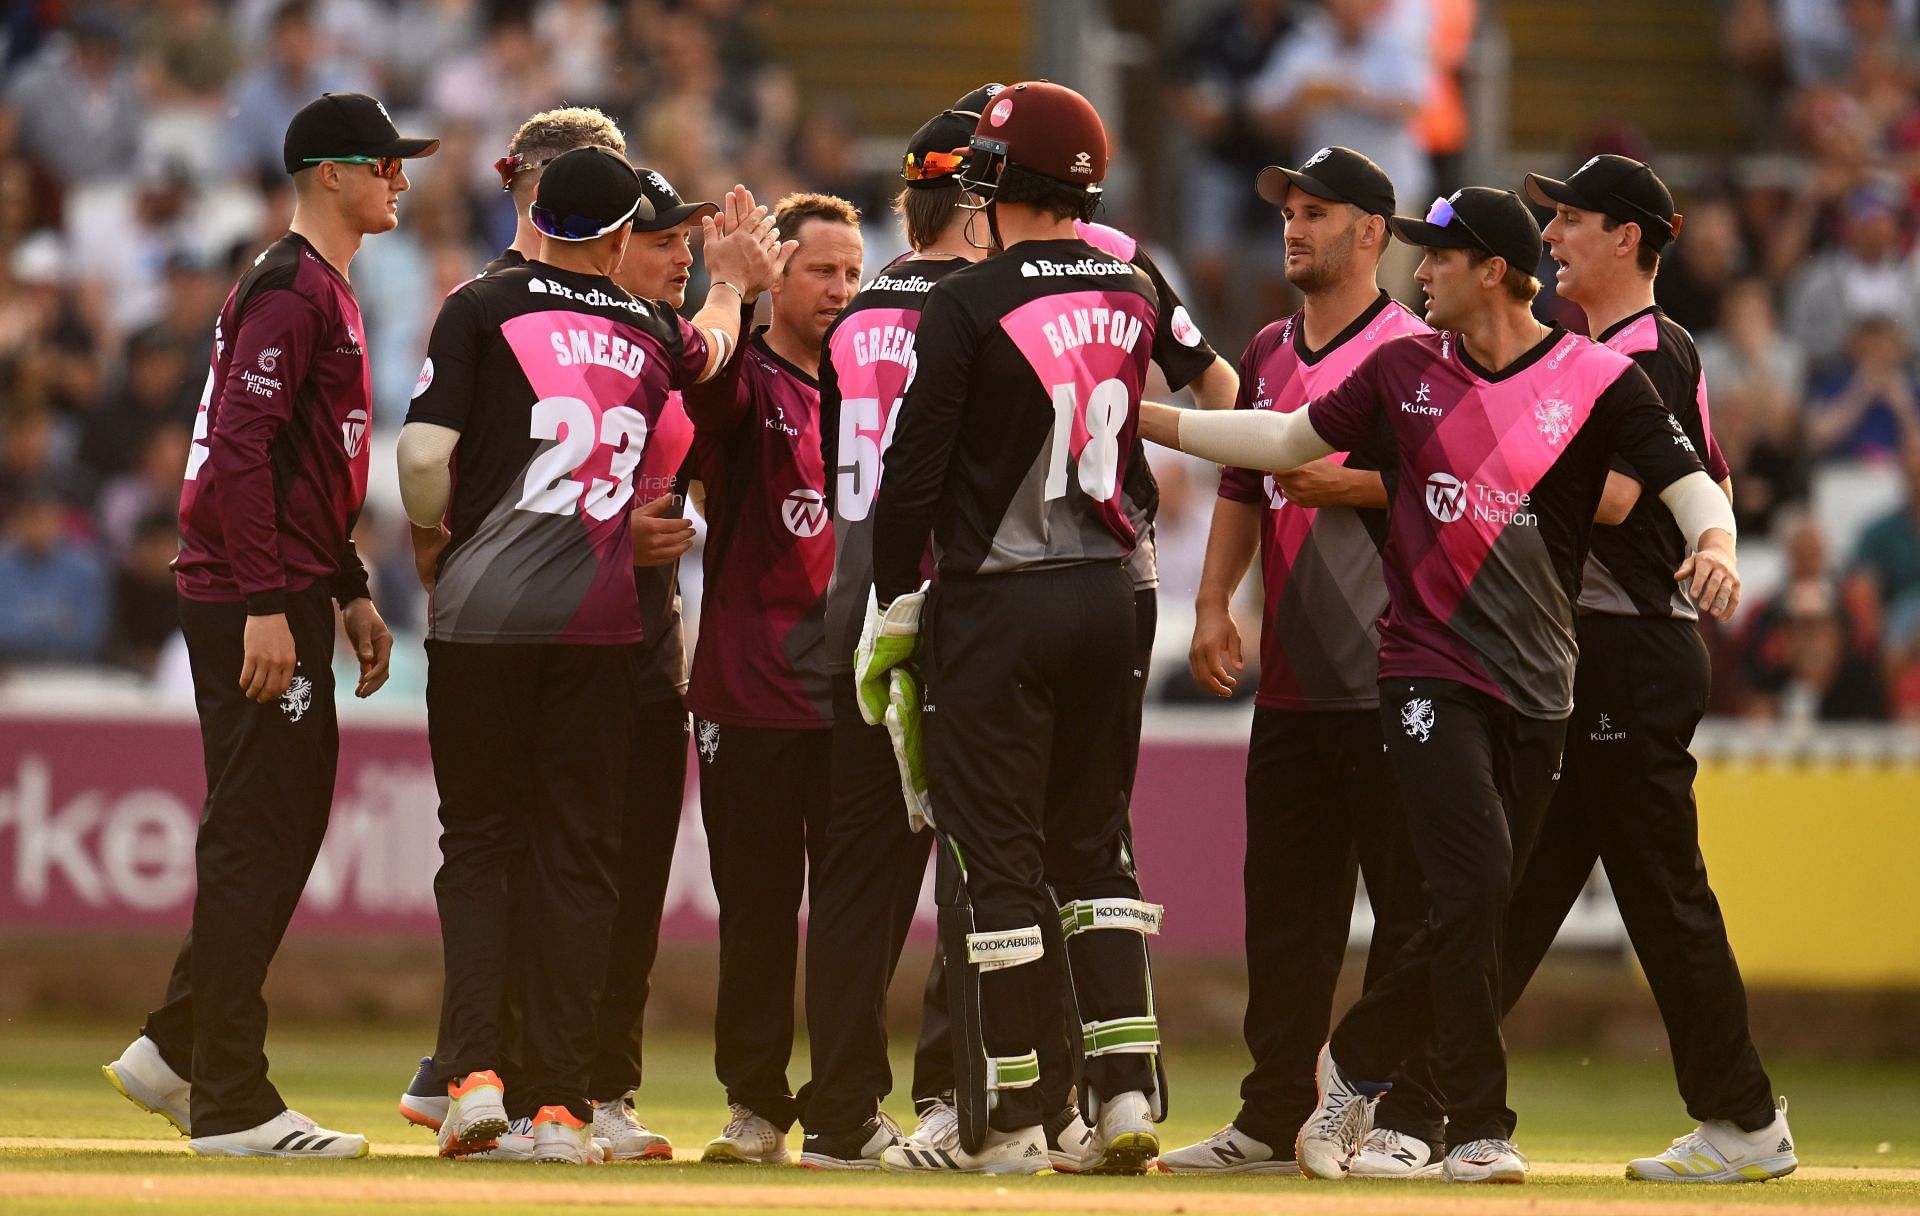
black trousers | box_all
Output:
[1233,706,1437,1149]
[800,677,934,1134]
[428,640,638,1122]
[1499,615,1775,1131]
[696,718,832,1130]
[1329,679,1566,1146]
[144,586,340,1137]
[921,564,1151,1132]
[910,587,1159,1110]
[587,694,690,1101]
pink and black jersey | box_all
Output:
[1074,221,1221,591]
[1583,306,1732,621]
[407,260,709,644]
[1307,328,1706,719]
[1218,293,1430,709]
[684,330,834,728]
[820,254,970,675]
[632,391,694,699]
[873,237,1160,604]
[176,233,372,612]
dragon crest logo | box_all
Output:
[696,719,720,762]
[280,674,313,723]
[1401,696,1435,743]
[1534,398,1573,445]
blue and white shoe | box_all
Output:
[399,1055,449,1131]
[1295,1043,1387,1180]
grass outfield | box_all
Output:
[2,1021,1918,1213]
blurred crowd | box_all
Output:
[1,0,1917,722]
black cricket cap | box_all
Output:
[282,92,438,176]
[1256,145,1396,218]
[632,165,718,231]
[1524,154,1681,248]
[901,83,1007,189]
[532,146,653,241]
[1390,186,1543,273]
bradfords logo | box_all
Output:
[525,275,648,316]
[1071,150,1094,176]
[1018,257,1133,278]
[412,358,435,399]
[341,408,369,459]
[989,97,1014,127]
[1426,470,1538,526]
[1534,397,1573,445]
[782,488,828,537]
[1425,472,1466,522]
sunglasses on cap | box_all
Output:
[1425,195,1495,255]
[529,198,643,242]
[902,148,967,182]
[302,155,404,180]
[494,152,557,191]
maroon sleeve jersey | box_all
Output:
[176,234,373,612]
[1309,327,1704,719]
[684,332,834,728]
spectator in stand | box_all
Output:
[0,484,110,665]
[0,406,84,520]
[1851,439,1920,660]
[97,423,191,558]
[1167,0,1297,345]
[111,509,184,674]
[0,10,144,189]
[224,1,377,181]
[1654,192,1751,335]
[1736,510,1887,720]
[1697,276,1810,536]
[79,329,196,480]
[1804,312,1920,460]
[1785,180,1918,368]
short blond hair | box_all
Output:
[773,192,861,239]
[508,107,628,198]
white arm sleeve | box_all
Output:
[396,421,461,529]
[1657,469,1738,548]
[1175,405,1337,472]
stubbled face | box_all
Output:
[1413,246,1483,331]
[770,218,863,352]
[1281,185,1367,294]
[616,220,699,306]
[1541,203,1617,306]
[337,160,410,235]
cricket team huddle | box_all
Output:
[99,74,1798,1186]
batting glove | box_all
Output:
[854,583,925,727]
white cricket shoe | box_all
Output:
[438,1070,510,1157]
[189,1109,368,1158]
[1349,1127,1442,1178]
[591,1091,674,1161]
[907,1095,959,1152]
[1443,1137,1529,1183]
[882,1123,1051,1175]
[531,1105,599,1164]
[1627,1100,1797,1183]
[701,1103,790,1164]
[1087,1090,1158,1175]
[449,1117,535,1161]
[1154,1124,1295,1174]
[102,1035,190,1136]
[1295,1043,1377,1179]
[1044,1106,1098,1173]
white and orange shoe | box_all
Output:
[531,1105,598,1164]
[438,1070,510,1157]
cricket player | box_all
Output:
[682,193,863,1165]
[1154,146,1439,1178]
[1141,186,1742,1183]
[105,91,434,1160]
[399,147,786,1163]
[393,106,716,1163]
[866,81,1170,1175]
